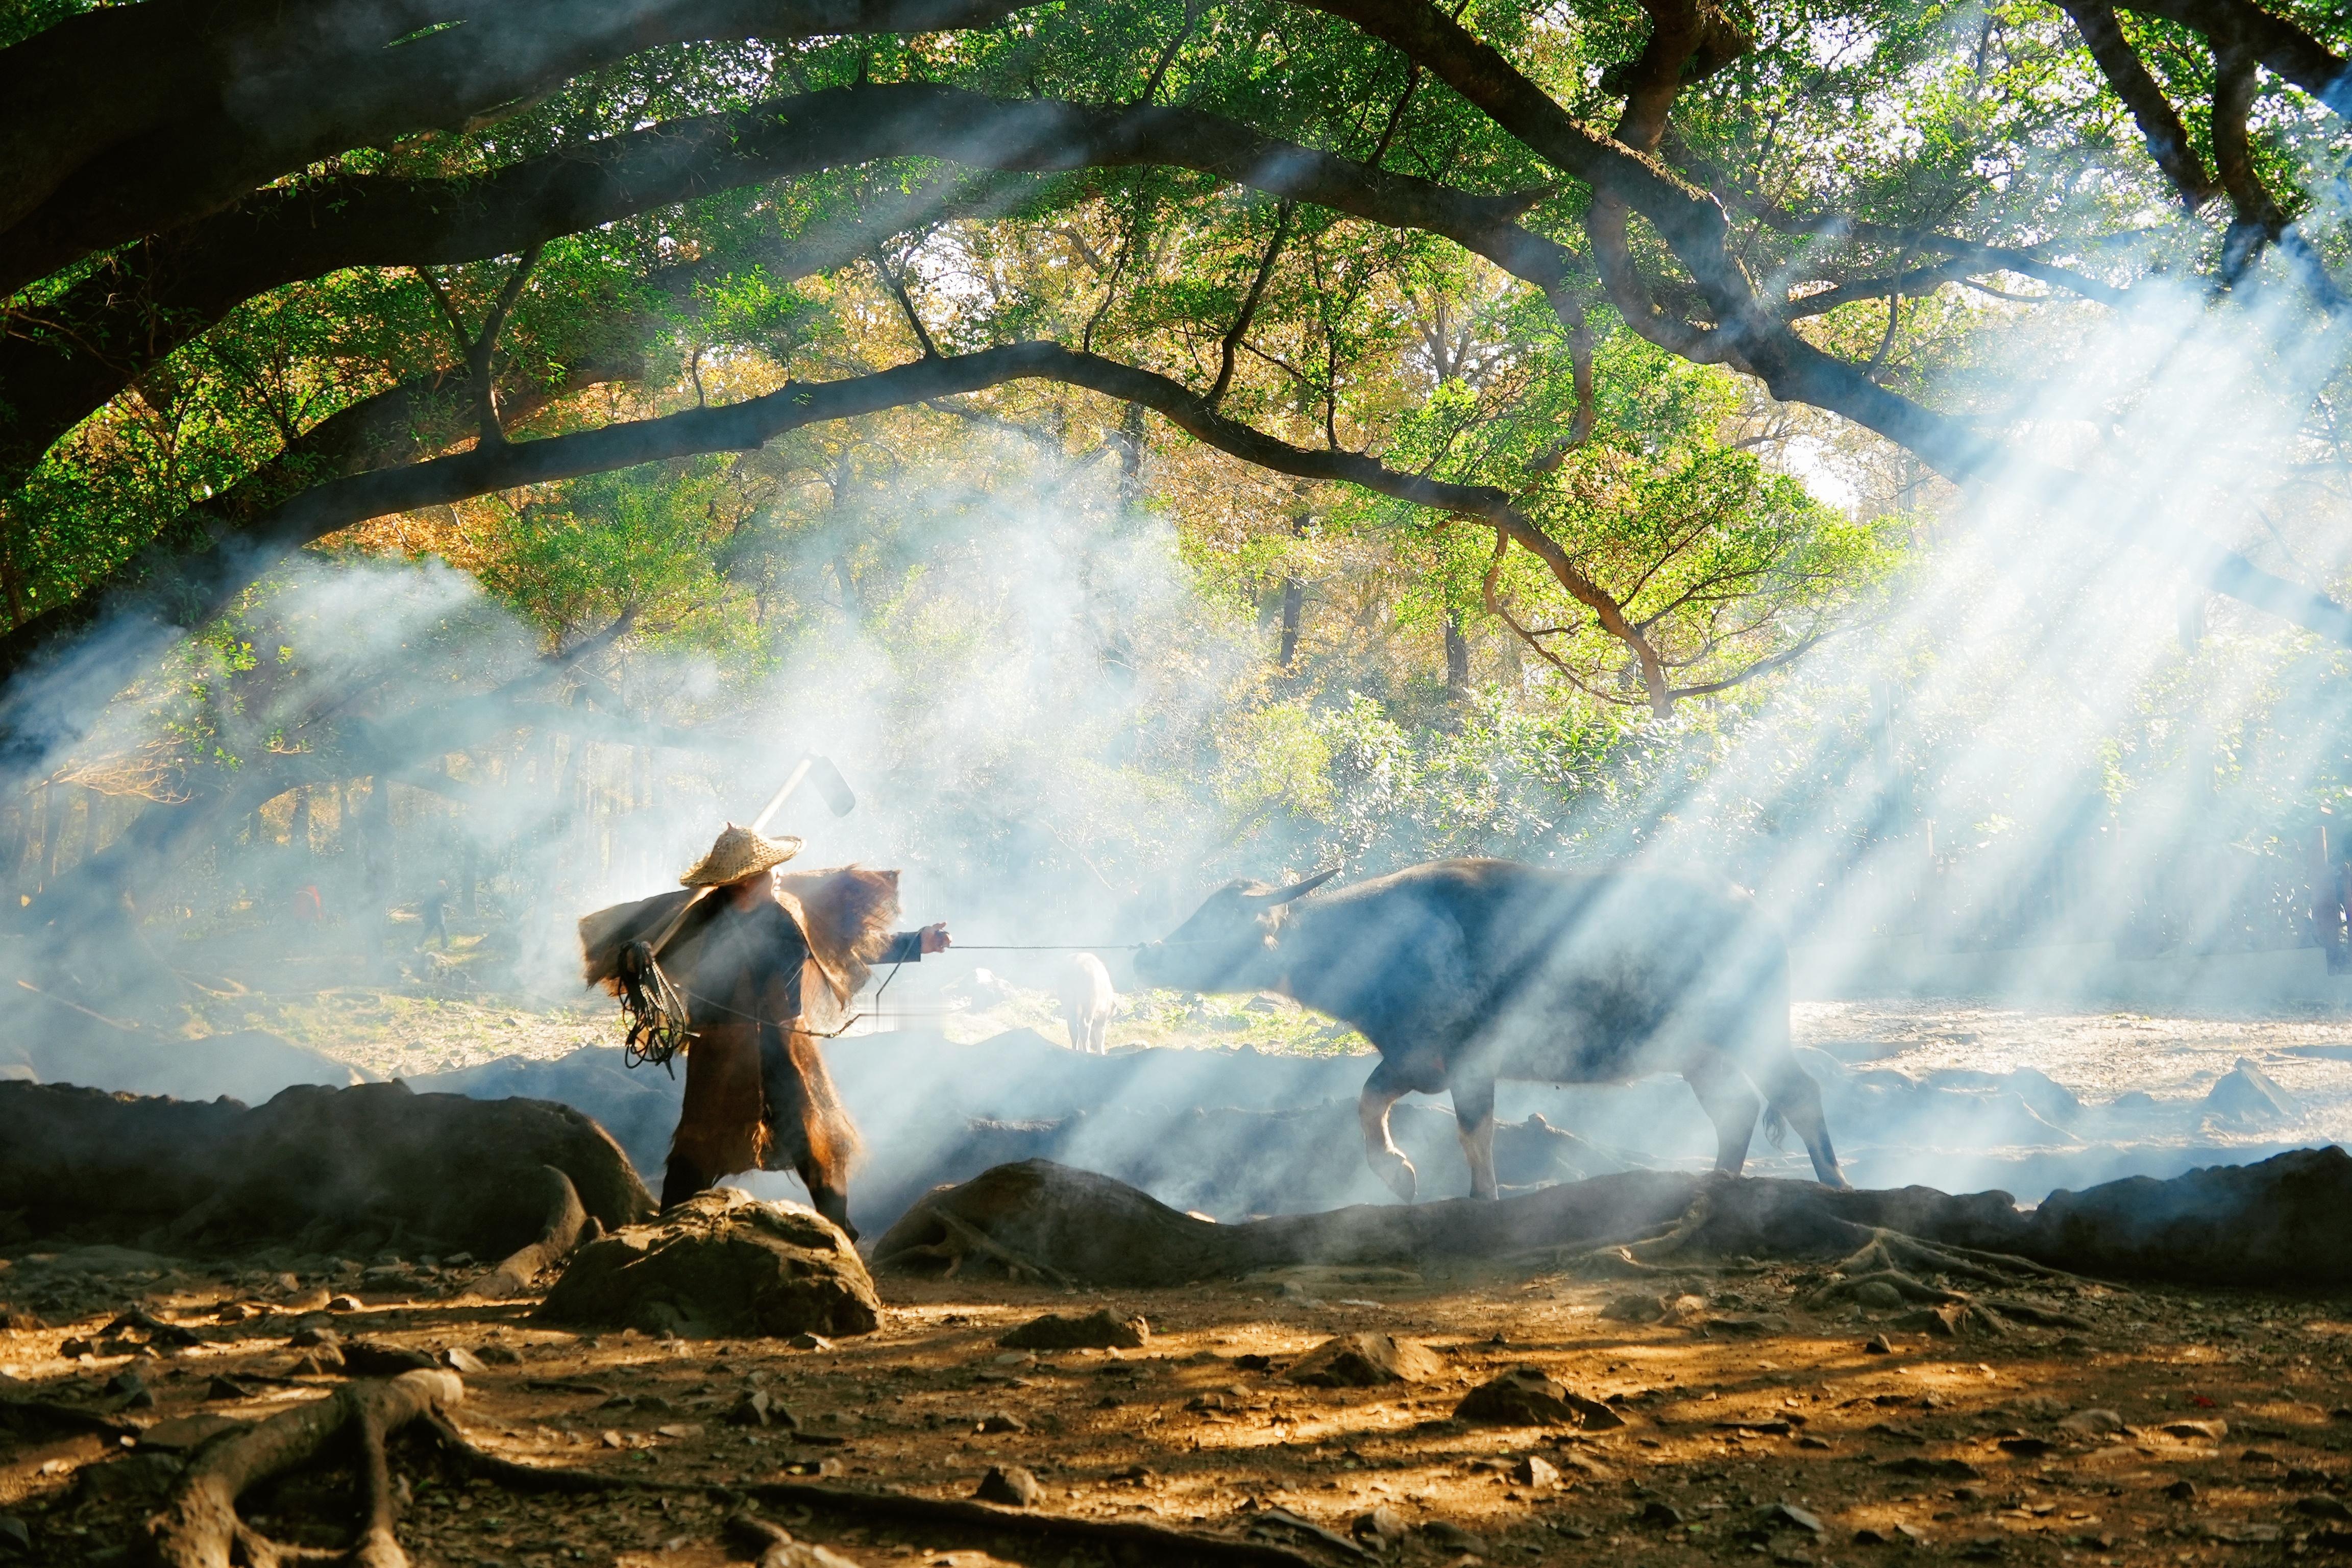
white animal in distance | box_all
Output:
[1059,953,1116,1055]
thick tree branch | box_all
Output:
[2114,0,2348,104]
[1293,0,2352,647]
[0,0,1035,297]
[2212,41,2285,279]
[2056,0,2221,208]
[1785,259,1983,319]
[1,83,1575,493]
[0,342,1678,731]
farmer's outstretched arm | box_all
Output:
[880,923,951,963]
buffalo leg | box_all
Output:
[1357,1060,1419,1203]
[1683,1056,1762,1175]
[799,1165,860,1241]
[1760,1060,1850,1189]
[1450,1074,1500,1200]
[659,1155,714,1211]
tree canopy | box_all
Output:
[7,0,2352,761]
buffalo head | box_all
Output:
[1132,869,1340,992]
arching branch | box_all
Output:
[0,83,1577,493]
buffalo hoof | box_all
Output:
[1373,1155,1418,1204]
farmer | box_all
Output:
[579,824,948,1234]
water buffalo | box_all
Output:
[1132,858,1846,1200]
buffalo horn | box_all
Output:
[1256,867,1341,905]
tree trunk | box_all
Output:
[1277,578,1304,667]
[1275,510,1311,668]
[1444,609,1470,696]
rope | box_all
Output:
[950,943,1141,951]
[665,957,912,1043]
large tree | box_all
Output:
[6,0,2352,753]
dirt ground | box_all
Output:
[5,1244,2349,1568]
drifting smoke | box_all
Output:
[9,265,2352,1218]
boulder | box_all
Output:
[1283,1332,1444,1388]
[0,1080,652,1257]
[536,1190,879,1340]
[2031,1146,2352,1285]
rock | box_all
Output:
[2059,1408,2125,1435]
[997,1309,1148,1351]
[2165,1479,2198,1501]
[476,1343,524,1365]
[326,1294,362,1313]
[1880,1457,1980,1480]
[1997,1436,2054,1457]
[1756,1502,1825,1535]
[57,1337,90,1358]
[1353,1505,1407,1541]
[1284,1333,1443,1388]
[2005,1067,2083,1125]
[289,1351,341,1376]
[2163,1419,2227,1441]
[1699,1313,1792,1337]
[0,1516,26,1554]
[2203,1059,2299,1124]
[1892,1306,1961,1337]
[1636,1500,1685,1528]
[439,1346,487,1374]
[975,1413,1026,1434]
[1510,1455,1560,1487]
[1456,1366,1624,1430]
[1894,1522,1929,1545]
[1600,1291,1670,1322]
[536,1189,879,1340]
[288,1325,340,1349]
[1864,1333,1895,1355]
[204,1376,255,1402]
[1852,1280,1906,1310]
[2297,1496,2352,1523]
[785,1333,832,1351]
[341,1340,436,1375]
[976,1464,1043,1506]
[730,1390,793,1428]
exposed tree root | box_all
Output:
[144,1365,1315,1568]
[426,1414,1322,1566]
[146,1369,464,1568]
[884,1206,1073,1288]
[457,1166,591,1299]
[1794,1230,2101,1334]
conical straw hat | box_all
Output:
[679,822,802,886]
